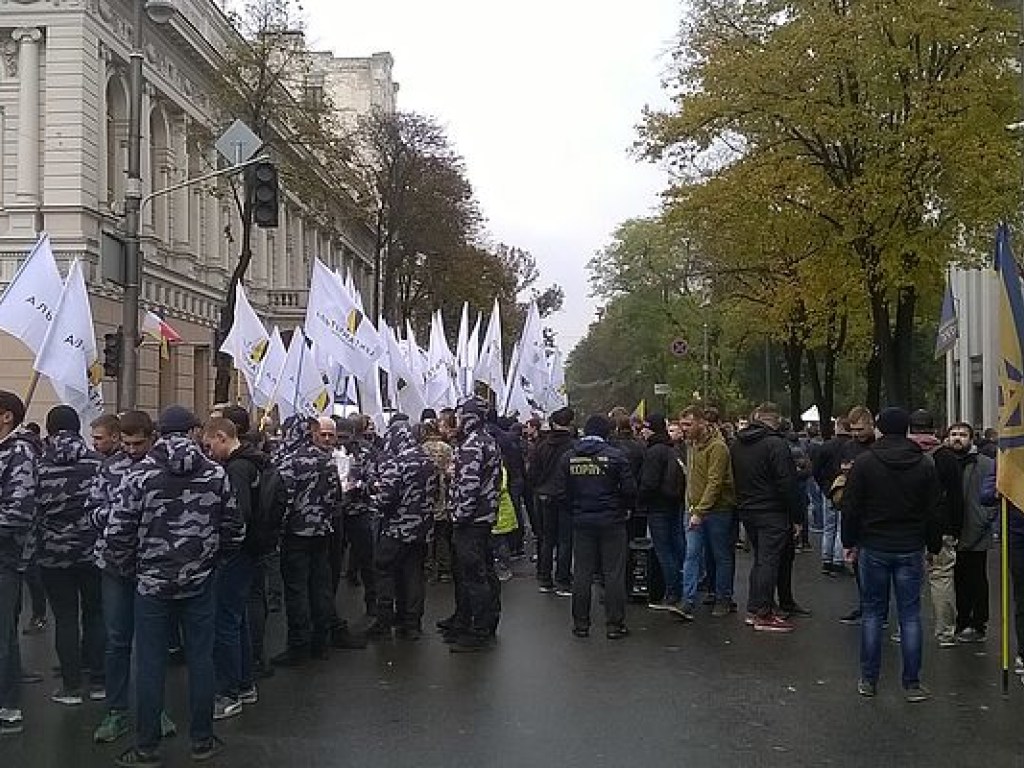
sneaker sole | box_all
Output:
[753,625,794,633]
[213,707,242,721]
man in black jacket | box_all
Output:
[813,417,851,575]
[841,407,940,702]
[609,413,646,540]
[639,414,687,617]
[562,415,637,640]
[530,407,576,595]
[730,402,802,633]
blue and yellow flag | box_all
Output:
[933,278,958,359]
[995,224,1024,511]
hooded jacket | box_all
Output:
[450,401,501,525]
[909,433,962,537]
[812,433,851,492]
[638,432,684,514]
[372,421,438,543]
[729,422,802,521]
[276,416,341,537]
[954,448,997,551]
[89,448,147,575]
[608,431,645,483]
[35,431,103,569]
[562,436,637,526]
[841,435,941,554]
[106,434,243,598]
[530,428,576,498]
[0,428,37,572]
[224,441,282,556]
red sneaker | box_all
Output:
[753,614,795,633]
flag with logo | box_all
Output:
[934,277,958,359]
[382,319,428,418]
[0,232,63,355]
[304,259,384,379]
[424,310,456,409]
[33,258,104,423]
[252,326,286,409]
[141,310,182,360]
[275,327,331,420]
[995,224,1024,511]
[219,282,270,394]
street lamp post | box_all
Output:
[119,0,175,410]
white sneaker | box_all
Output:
[213,696,242,720]
[238,686,258,705]
[1015,656,1024,676]
[0,708,24,735]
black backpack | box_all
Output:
[248,465,287,555]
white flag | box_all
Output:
[304,259,384,378]
[275,327,331,420]
[517,301,548,393]
[455,302,471,397]
[423,311,456,409]
[33,259,104,423]
[542,348,569,413]
[253,326,286,409]
[382,320,428,419]
[501,341,533,418]
[356,365,386,432]
[219,283,270,394]
[0,233,63,355]
[474,298,504,395]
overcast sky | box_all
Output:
[301,0,680,352]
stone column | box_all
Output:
[13,27,43,205]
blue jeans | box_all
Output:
[648,511,685,601]
[808,480,824,530]
[858,548,924,687]
[821,499,843,565]
[215,551,256,698]
[683,511,736,603]
[102,570,135,712]
[135,576,216,752]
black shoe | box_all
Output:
[114,747,162,767]
[606,626,630,640]
[270,649,308,668]
[449,636,492,653]
[779,603,813,618]
[436,616,458,632]
[191,735,225,762]
[18,670,43,684]
[572,627,589,638]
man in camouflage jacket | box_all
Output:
[106,405,242,764]
[445,397,502,652]
[366,421,438,640]
[0,391,36,736]
[36,405,104,705]
[86,410,157,743]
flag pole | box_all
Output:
[23,370,41,409]
[1002,496,1011,697]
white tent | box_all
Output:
[801,405,820,422]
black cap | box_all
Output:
[876,407,909,436]
[549,406,575,428]
[158,405,200,435]
[584,414,612,439]
[419,408,437,422]
[221,405,251,436]
[908,409,934,433]
[0,390,26,428]
[646,413,668,434]
[46,405,80,435]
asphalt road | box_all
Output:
[3,545,1022,768]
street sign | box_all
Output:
[670,338,689,357]
[654,383,670,396]
[215,120,262,165]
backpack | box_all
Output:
[249,465,287,555]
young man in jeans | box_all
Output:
[679,405,737,619]
[842,407,941,702]
[107,406,243,765]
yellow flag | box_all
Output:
[631,399,646,422]
[995,224,1024,511]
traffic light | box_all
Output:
[103,328,123,379]
[248,161,279,228]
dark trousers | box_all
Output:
[23,564,46,619]
[374,537,427,630]
[743,512,790,617]
[41,564,104,691]
[329,518,345,595]
[523,486,540,538]
[247,554,270,670]
[572,524,628,629]
[537,494,572,587]
[430,519,454,580]
[0,568,20,709]
[509,479,527,553]
[1011,536,1024,655]
[343,514,377,613]
[777,532,797,608]
[280,535,333,652]
[452,524,501,638]
[102,570,135,712]
[954,549,989,633]
[135,577,215,752]
[214,551,256,698]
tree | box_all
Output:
[641,0,1021,408]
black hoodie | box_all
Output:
[531,429,576,498]
[639,432,684,514]
[729,422,801,521]
[841,436,941,554]
[225,442,278,556]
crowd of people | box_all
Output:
[0,388,1013,764]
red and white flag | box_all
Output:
[141,310,182,359]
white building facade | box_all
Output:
[946,266,999,430]
[0,0,392,420]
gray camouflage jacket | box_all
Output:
[277,416,340,538]
[36,432,103,569]
[372,422,438,543]
[105,434,243,598]
[88,449,144,575]
[450,406,501,526]
[0,428,37,572]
